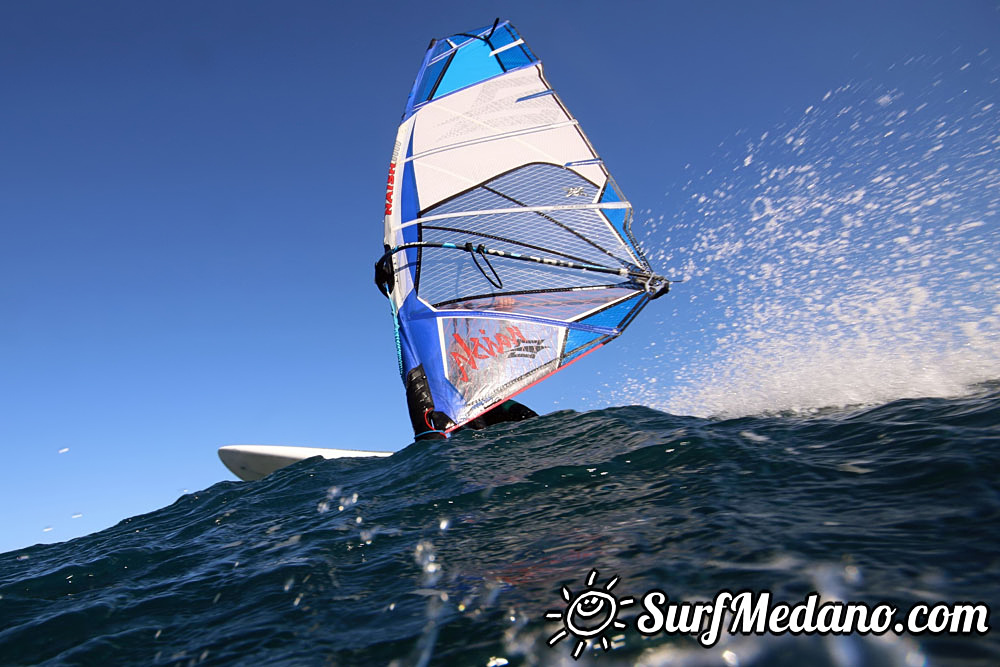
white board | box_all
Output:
[218,444,393,481]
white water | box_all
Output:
[621,53,1000,418]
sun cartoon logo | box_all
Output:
[545,569,634,660]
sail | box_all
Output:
[379,20,668,431]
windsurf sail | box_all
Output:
[377,19,669,434]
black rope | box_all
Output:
[467,242,503,288]
[455,18,500,43]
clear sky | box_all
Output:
[2,1,998,554]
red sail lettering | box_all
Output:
[384,163,396,215]
[469,337,491,359]
[450,325,531,384]
[493,332,512,354]
[450,333,478,382]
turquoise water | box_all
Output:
[2,384,997,665]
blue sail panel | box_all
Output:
[405,22,540,117]
[433,39,503,99]
[563,328,604,359]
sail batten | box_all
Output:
[404,202,631,226]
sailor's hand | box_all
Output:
[491,296,516,311]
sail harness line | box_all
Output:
[470,243,503,288]
[377,241,670,299]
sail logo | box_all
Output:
[384,162,396,215]
[506,339,547,359]
[449,325,545,383]
[544,571,991,660]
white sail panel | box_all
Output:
[409,65,608,209]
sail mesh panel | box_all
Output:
[416,162,643,302]
[449,288,640,321]
[411,248,624,308]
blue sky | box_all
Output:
[2,1,997,554]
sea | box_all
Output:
[3,42,999,667]
[1,388,999,666]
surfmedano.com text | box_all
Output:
[636,590,991,647]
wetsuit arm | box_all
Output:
[374,245,394,297]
